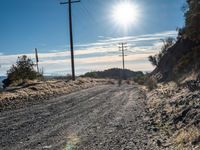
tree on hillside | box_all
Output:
[148,37,175,67]
[148,55,158,66]
[185,0,200,41]
[160,37,175,54]
[3,55,42,88]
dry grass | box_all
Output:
[0,78,113,109]
[134,75,158,91]
[146,81,200,149]
[107,79,116,85]
[173,126,200,149]
[146,78,157,91]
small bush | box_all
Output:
[148,55,158,66]
[126,80,131,85]
[133,74,157,91]
[3,55,42,88]
[146,78,157,91]
[107,80,115,85]
[133,75,149,85]
[118,79,122,86]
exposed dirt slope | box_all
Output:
[152,39,195,82]
[146,82,200,149]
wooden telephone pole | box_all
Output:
[119,43,127,79]
[35,48,39,73]
[60,0,80,81]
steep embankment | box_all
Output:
[146,0,200,149]
[151,39,196,82]
[145,82,200,149]
[151,0,200,82]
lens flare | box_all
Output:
[112,1,139,29]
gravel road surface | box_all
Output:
[0,85,153,150]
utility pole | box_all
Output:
[119,43,127,79]
[35,48,39,73]
[60,0,80,81]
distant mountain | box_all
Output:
[0,76,6,88]
[82,68,144,79]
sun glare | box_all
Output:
[112,1,139,29]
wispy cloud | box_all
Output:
[0,30,177,76]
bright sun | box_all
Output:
[112,1,139,28]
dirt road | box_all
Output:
[0,85,153,150]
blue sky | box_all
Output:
[0,0,185,76]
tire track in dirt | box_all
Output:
[0,85,152,150]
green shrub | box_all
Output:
[146,78,157,91]
[3,55,42,88]
[133,74,157,91]
[148,37,175,67]
[133,75,149,85]
[148,55,158,66]
[175,46,200,73]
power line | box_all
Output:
[60,0,80,81]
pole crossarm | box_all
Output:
[118,42,127,45]
[60,0,80,5]
[118,42,128,79]
[119,47,127,49]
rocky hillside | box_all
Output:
[146,2,200,149]
[145,82,200,149]
[151,0,200,82]
[151,39,196,82]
